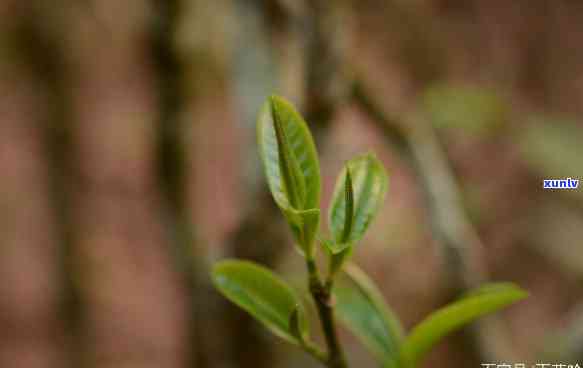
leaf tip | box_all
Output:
[211,260,234,286]
[268,94,288,111]
[464,282,529,302]
[508,285,529,302]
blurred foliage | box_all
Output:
[423,84,508,136]
[520,118,583,178]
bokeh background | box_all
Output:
[1,1,583,367]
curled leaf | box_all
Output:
[257,96,322,254]
[257,95,321,212]
[328,153,388,250]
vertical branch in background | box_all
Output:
[150,1,201,367]
[404,119,486,289]
[19,5,87,368]
[302,0,350,136]
[352,81,523,364]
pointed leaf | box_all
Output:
[333,264,404,365]
[212,260,308,344]
[401,283,528,367]
[329,153,389,246]
[257,95,321,211]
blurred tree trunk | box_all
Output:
[0,4,82,367]
[149,0,209,367]
[0,24,64,368]
[190,1,287,368]
[62,2,188,367]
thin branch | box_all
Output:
[307,258,348,368]
[301,2,351,366]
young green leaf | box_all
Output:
[328,153,388,252]
[212,260,308,344]
[400,283,528,367]
[333,264,404,365]
[258,96,322,255]
[272,101,307,209]
[257,95,321,212]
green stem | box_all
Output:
[303,341,328,365]
[306,258,348,368]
